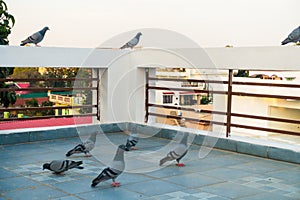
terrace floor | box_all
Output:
[0,132,299,200]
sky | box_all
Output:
[5,0,300,48]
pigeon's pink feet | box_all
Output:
[85,154,92,157]
[131,147,138,150]
[112,182,120,187]
[176,163,185,167]
[35,44,41,47]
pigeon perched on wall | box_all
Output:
[20,26,50,46]
[281,26,300,45]
[159,132,189,167]
[66,132,98,157]
[91,144,128,187]
[125,132,139,151]
[120,32,142,49]
[42,160,83,174]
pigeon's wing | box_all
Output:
[83,139,95,152]
[125,135,138,150]
[120,42,130,49]
[159,144,187,166]
[91,167,122,187]
[127,37,139,47]
[68,160,84,170]
[49,160,68,173]
[120,37,138,49]
[66,144,86,156]
[289,27,300,40]
[21,32,42,45]
[282,27,300,45]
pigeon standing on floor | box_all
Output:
[125,132,139,151]
[20,26,50,46]
[120,32,142,49]
[42,160,83,174]
[66,132,98,157]
[91,144,128,187]
[281,26,300,45]
[159,132,189,167]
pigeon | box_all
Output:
[159,132,189,167]
[20,26,50,46]
[125,132,139,151]
[281,26,300,45]
[66,132,98,157]
[42,160,83,174]
[120,32,142,49]
[91,144,128,187]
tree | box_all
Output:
[11,67,43,87]
[234,70,249,77]
[43,68,79,87]
[0,67,16,107]
[0,0,15,45]
[0,1,15,107]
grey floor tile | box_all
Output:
[200,182,263,199]
[236,191,297,200]
[145,166,188,178]
[0,167,19,179]
[123,179,186,196]
[162,173,224,189]
[198,168,253,181]
[53,178,97,194]
[78,187,145,200]
[0,176,40,192]
[267,170,300,184]
[2,185,67,200]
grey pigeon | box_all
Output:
[120,32,142,49]
[125,132,139,151]
[91,144,128,187]
[66,132,98,157]
[42,160,83,174]
[159,132,189,167]
[281,26,300,45]
[20,26,50,46]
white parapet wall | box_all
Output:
[1,45,300,125]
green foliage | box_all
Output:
[25,98,38,107]
[79,90,92,114]
[77,69,93,114]
[234,70,249,77]
[0,67,16,107]
[11,67,43,87]
[200,96,211,105]
[41,100,55,115]
[43,68,79,87]
[0,1,15,107]
[0,0,15,45]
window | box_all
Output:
[163,95,173,104]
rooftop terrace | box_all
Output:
[0,123,299,200]
[0,131,299,200]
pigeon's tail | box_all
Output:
[125,139,138,151]
[120,43,129,49]
[66,144,86,157]
[281,38,291,45]
[159,156,172,166]
[69,160,84,170]
[20,42,26,46]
